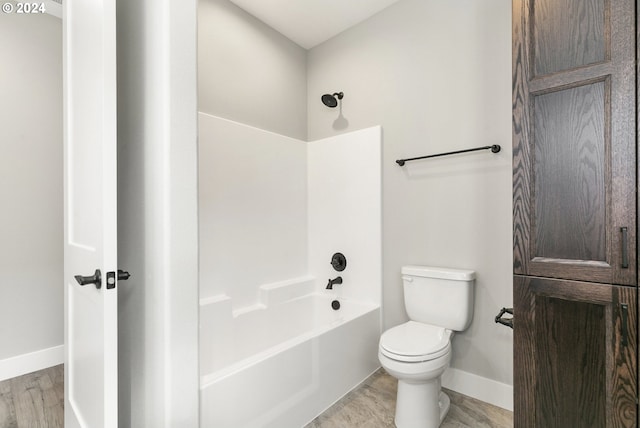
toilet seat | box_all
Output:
[379,321,451,362]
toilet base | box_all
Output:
[439,392,451,424]
[394,379,450,428]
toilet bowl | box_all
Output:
[379,321,453,428]
[379,266,475,428]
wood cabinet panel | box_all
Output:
[514,276,637,427]
[512,0,636,285]
[535,296,606,426]
[533,82,607,262]
[532,0,606,76]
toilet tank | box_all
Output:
[401,265,475,331]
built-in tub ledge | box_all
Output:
[259,275,315,308]
[199,293,232,306]
[199,275,316,317]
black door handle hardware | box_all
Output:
[621,303,629,347]
[106,271,116,289]
[74,269,102,289]
[621,227,629,268]
[495,307,513,329]
[104,270,131,290]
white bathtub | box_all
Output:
[199,279,381,428]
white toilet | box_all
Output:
[379,265,475,428]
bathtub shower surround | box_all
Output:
[200,286,380,427]
[198,113,382,427]
[198,114,309,310]
[307,126,382,304]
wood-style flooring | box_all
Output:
[0,366,512,427]
[306,369,513,428]
[0,365,64,428]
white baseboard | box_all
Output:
[0,345,64,382]
[442,367,513,412]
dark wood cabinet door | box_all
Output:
[512,0,636,285]
[514,276,637,427]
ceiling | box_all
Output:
[228,0,403,49]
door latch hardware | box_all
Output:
[118,270,131,281]
[104,270,131,290]
[495,307,513,329]
[106,271,116,290]
[74,269,102,289]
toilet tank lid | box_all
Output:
[402,265,476,281]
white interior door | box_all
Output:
[63,0,118,427]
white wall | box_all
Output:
[117,0,199,426]
[307,0,513,388]
[198,0,308,140]
[0,10,63,377]
[198,114,308,309]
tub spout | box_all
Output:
[326,276,343,289]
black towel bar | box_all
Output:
[396,144,501,166]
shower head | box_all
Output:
[321,92,344,108]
